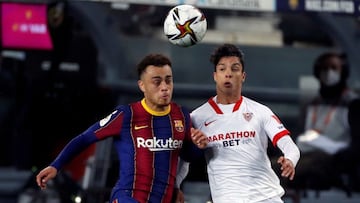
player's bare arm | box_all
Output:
[36,166,58,189]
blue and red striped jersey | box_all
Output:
[50,99,194,203]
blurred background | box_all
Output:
[0,0,360,203]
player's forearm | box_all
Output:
[175,158,190,188]
[277,136,300,167]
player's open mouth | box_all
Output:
[224,82,232,87]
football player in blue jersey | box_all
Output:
[36,53,208,203]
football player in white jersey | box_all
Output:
[178,44,300,203]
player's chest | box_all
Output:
[201,113,261,148]
[124,115,186,140]
[202,112,260,133]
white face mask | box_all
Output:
[320,69,341,86]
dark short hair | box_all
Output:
[313,51,349,81]
[210,44,245,71]
[137,54,172,79]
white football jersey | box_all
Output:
[191,96,290,203]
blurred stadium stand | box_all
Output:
[1,0,360,202]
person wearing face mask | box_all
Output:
[290,51,359,192]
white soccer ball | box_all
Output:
[163,4,207,47]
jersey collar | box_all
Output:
[141,98,171,116]
[208,96,243,114]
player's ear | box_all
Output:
[138,80,145,92]
[242,72,246,82]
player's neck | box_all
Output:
[216,94,241,104]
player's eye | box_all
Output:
[165,77,173,84]
[153,79,162,86]
[216,66,225,72]
[232,66,240,71]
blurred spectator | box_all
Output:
[292,51,359,190]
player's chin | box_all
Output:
[222,88,234,95]
[159,98,171,106]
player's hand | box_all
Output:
[191,128,208,149]
[277,156,295,180]
[174,188,185,203]
[36,166,58,189]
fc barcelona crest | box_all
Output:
[174,120,184,132]
[243,112,253,122]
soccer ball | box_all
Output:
[163,4,207,47]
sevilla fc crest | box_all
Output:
[243,112,253,122]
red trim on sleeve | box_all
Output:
[272,130,290,147]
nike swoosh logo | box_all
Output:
[134,125,148,130]
[204,120,216,127]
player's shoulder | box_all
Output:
[115,103,131,112]
[106,103,135,119]
[191,99,213,115]
[242,96,270,110]
[98,105,128,127]
[242,96,274,118]
[170,102,190,113]
[170,101,185,109]
[190,99,217,126]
